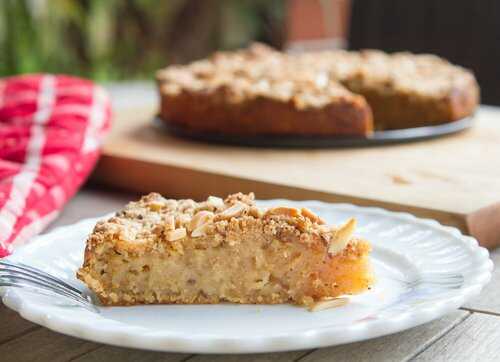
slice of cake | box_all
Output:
[77,193,372,308]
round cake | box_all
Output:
[156,43,479,137]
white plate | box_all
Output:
[0,200,493,354]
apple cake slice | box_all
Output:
[77,193,372,308]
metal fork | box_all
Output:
[0,260,98,313]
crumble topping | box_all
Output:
[90,192,356,256]
[157,43,476,108]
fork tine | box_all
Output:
[0,260,99,313]
[0,274,91,305]
[0,260,82,294]
[0,268,84,301]
[0,274,98,311]
[0,281,99,313]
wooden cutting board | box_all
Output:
[92,91,500,248]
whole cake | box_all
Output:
[77,193,372,309]
[156,43,479,136]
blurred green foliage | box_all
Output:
[0,0,285,80]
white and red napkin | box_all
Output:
[0,74,111,257]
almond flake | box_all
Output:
[328,218,356,255]
[191,223,211,237]
[164,215,175,231]
[189,210,214,231]
[207,196,225,209]
[165,227,187,242]
[301,207,326,224]
[215,202,247,220]
[265,207,300,218]
[308,297,349,312]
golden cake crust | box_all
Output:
[77,192,372,308]
[156,43,478,135]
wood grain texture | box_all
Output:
[72,346,189,362]
[412,313,500,362]
[463,247,500,314]
[298,311,469,362]
[92,86,500,246]
[0,328,100,362]
[0,304,39,344]
[186,350,310,362]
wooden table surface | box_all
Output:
[2,186,499,362]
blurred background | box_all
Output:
[1,0,499,104]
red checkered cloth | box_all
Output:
[0,74,111,257]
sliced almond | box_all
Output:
[165,227,187,242]
[164,215,175,231]
[308,297,349,312]
[265,207,301,218]
[189,210,214,231]
[328,218,357,255]
[215,202,247,220]
[191,223,211,237]
[301,207,326,224]
[207,196,225,209]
